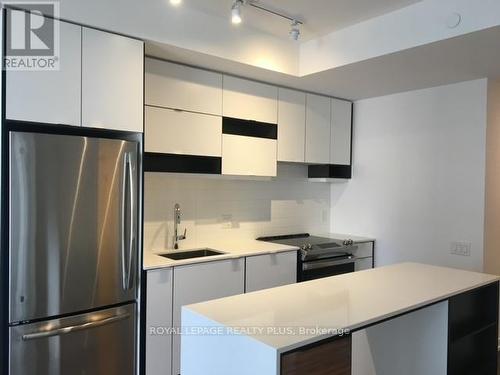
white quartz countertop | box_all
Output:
[143,232,373,270]
[184,263,499,353]
[143,239,299,270]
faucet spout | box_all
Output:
[173,203,187,249]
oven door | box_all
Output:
[300,256,356,282]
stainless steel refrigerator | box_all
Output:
[7,128,140,375]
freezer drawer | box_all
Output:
[9,131,139,323]
[9,303,136,375]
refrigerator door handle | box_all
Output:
[126,152,135,290]
[121,153,128,290]
[21,313,131,341]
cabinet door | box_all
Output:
[6,12,81,126]
[305,94,331,164]
[172,259,244,375]
[146,269,173,375]
[223,76,278,124]
[245,252,297,293]
[82,28,144,132]
[278,88,306,162]
[331,99,352,165]
[222,134,277,177]
[145,106,222,157]
[145,58,222,116]
[355,258,373,271]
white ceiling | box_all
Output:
[183,0,422,40]
[146,25,500,100]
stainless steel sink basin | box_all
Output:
[159,249,225,260]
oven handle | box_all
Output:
[302,256,357,271]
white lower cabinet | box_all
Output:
[222,134,277,177]
[355,257,373,271]
[173,259,245,375]
[245,252,297,293]
[146,268,173,375]
[145,106,222,156]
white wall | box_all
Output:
[331,79,487,271]
[144,164,330,253]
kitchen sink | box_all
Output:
[159,249,225,260]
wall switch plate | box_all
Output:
[450,241,471,256]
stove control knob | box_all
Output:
[343,239,354,246]
[306,244,313,250]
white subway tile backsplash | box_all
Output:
[144,164,331,252]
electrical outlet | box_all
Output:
[450,241,471,256]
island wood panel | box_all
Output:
[280,335,351,375]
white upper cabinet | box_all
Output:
[305,93,331,164]
[82,28,144,132]
[222,134,277,177]
[6,13,81,126]
[145,106,222,157]
[277,88,306,163]
[222,76,278,124]
[331,98,353,165]
[245,252,297,293]
[145,58,222,116]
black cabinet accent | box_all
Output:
[222,117,278,140]
[308,164,352,179]
[448,282,499,375]
[144,152,221,174]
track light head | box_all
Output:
[231,0,243,24]
[289,20,301,41]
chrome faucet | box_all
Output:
[173,203,186,249]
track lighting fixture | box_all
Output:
[231,0,243,24]
[230,0,303,40]
[289,20,300,41]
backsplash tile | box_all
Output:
[143,164,331,253]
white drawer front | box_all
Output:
[223,76,278,124]
[245,252,297,292]
[145,58,223,116]
[222,134,277,177]
[145,106,222,157]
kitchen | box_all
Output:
[1,1,500,375]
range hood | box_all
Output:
[308,164,352,179]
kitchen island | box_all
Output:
[181,263,499,375]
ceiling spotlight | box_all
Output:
[170,0,182,5]
[289,20,301,41]
[231,0,243,24]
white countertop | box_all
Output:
[143,239,299,270]
[143,232,373,270]
[184,263,499,352]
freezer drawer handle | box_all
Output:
[21,313,130,341]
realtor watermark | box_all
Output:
[149,325,351,337]
[3,1,60,70]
